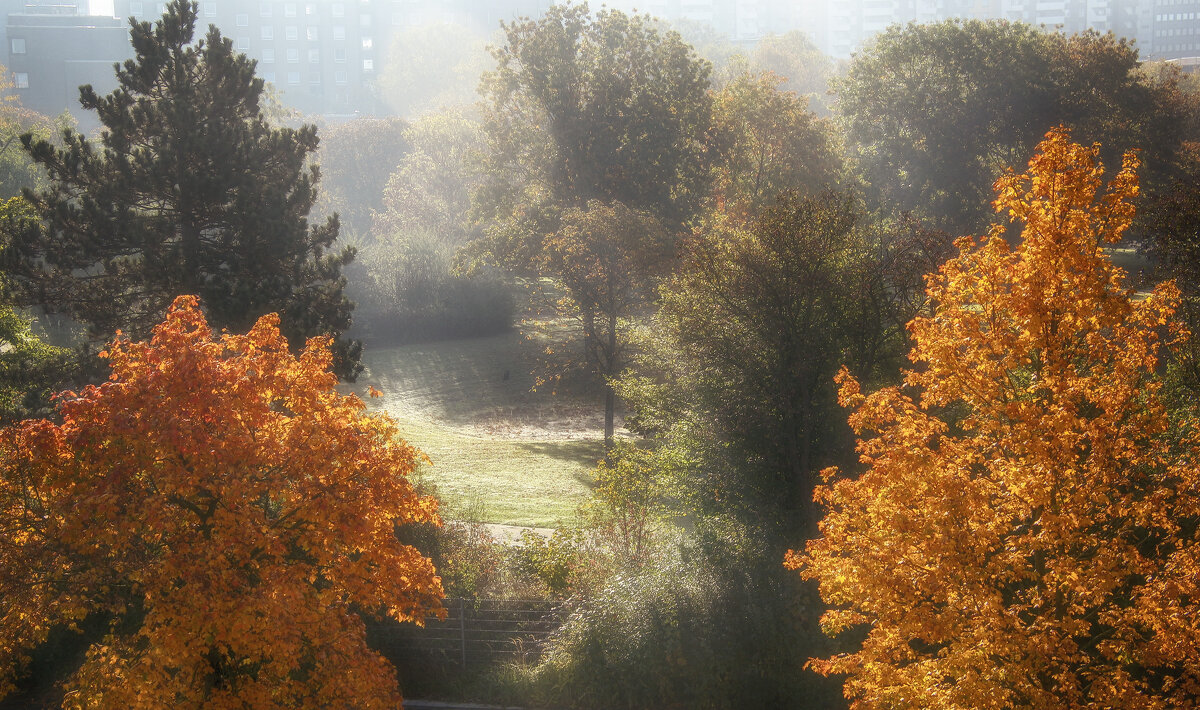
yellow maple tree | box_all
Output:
[0,296,444,709]
[791,129,1200,708]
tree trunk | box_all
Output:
[603,308,617,456]
[604,385,615,455]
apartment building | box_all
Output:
[109,0,390,114]
[3,2,130,129]
[1152,0,1200,58]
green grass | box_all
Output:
[345,330,604,528]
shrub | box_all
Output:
[534,522,843,709]
[355,229,515,345]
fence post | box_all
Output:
[459,597,467,668]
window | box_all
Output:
[334,70,347,84]
[261,26,273,40]
[262,48,275,63]
[305,3,316,15]
[285,25,298,40]
[332,25,345,40]
[283,2,296,17]
[10,38,25,55]
[331,2,344,17]
[236,36,249,51]
[287,48,299,63]
[202,2,215,17]
[361,37,372,49]
[263,70,276,82]
[362,58,374,71]
[333,47,346,62]
[308,49,319,63]
[360,13,371,26]
[306,26,318,40]
[13,73,28,89]
[129,1,144,14]
[236,13,249,26]
[309,71,321,84]
[259,2,271,17]
[392,12,402,25]
[287,71,300,84]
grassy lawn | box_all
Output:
[345,330,604,528]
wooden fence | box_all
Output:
[373,598,563,669]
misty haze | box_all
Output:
[0,0,1197,708]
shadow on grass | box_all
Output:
[362,330,608,428]
[515,439,604,469]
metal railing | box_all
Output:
[375,598,563,669]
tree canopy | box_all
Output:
[618,190,883,539]
[747,31,835,115]
[0,197,75,424]
[476,2,713,234]
[15,0,361,378]
[0,296,443,708]
[373,110,483,250]
[794,130,1200,708]
[710,70,841,218]
[312,116,410,239]
[0,65,63,201]
[838,21,1189,234]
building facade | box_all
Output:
[1151,0,1200,58]
[3,2,130,130]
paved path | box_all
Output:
[480,523,555,544]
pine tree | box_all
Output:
[17,0,361,378]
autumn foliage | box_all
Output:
[0,296,444,708]
[792,130,1200,707]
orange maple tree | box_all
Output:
[791,130,1200,708]
[0,296,444,708]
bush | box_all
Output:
[354,232,515,344]
[511,529,615,600]
[532,521,844,709]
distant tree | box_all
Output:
[657,17,743,80]
[475,2,713,237]
[710,70,841,218]
[748,31,835,114]
[540,189,885,709]
[470,3,712,441]
[0,65,66,200]
[0,197,75,423]
[378,22,493,119]
[838,21,1190,234]
[312,116,410,238]
[875,212,957,349]
[794,130,1200,709]
[15,0,361,378]
[1144,140,1200,386]
[0,297,444,708]
[373,110,483,249]
[1137,66,1200,387]
[359,110,513,343]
